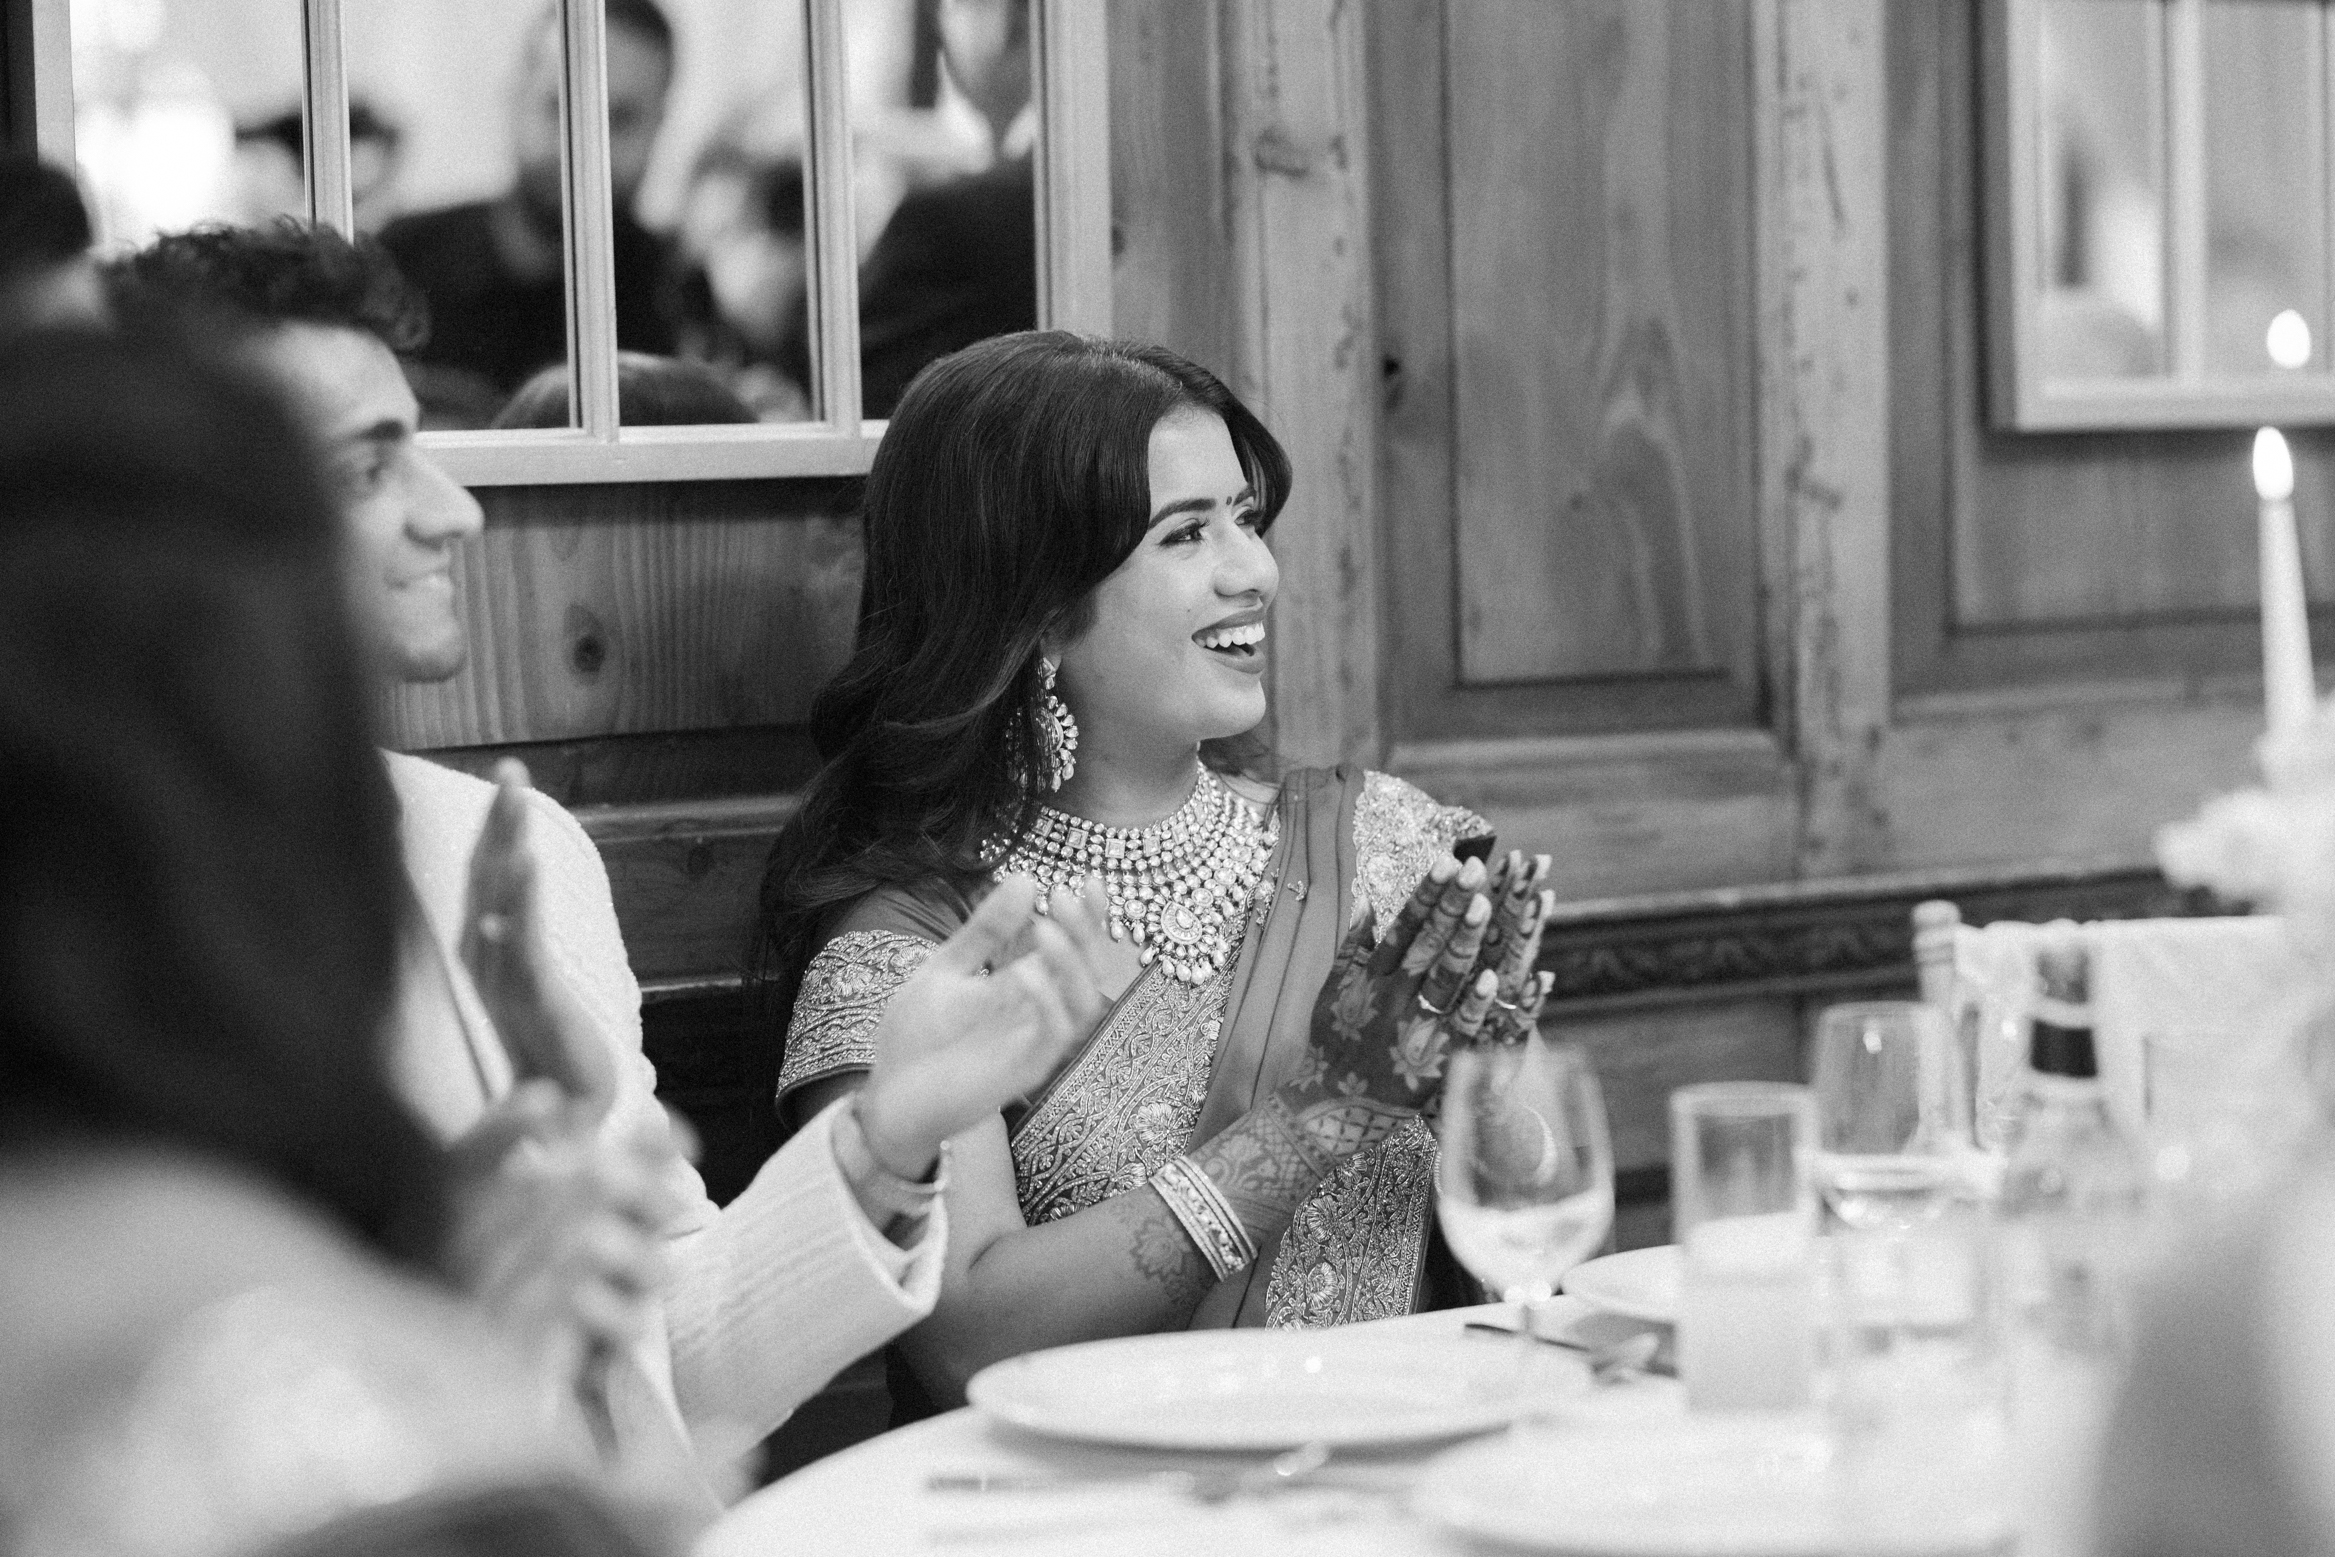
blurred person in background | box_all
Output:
[379,0,682,423]
[0,329,651,1557]
[231,101,408,234]
[493,351,759,429]
[667,146,811,421]
[0,154,106,338]
[782,0,1037,418]
[104,219,1116,1499]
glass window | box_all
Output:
[844,0,1039,420]
[70,0,306,248]
[616,0,815,427]
[348,0,582,428]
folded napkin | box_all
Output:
[1947,916,2307,1142]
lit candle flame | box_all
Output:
[2255,427,2295,503]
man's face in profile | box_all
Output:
[511,15,674,219]
[247,322,485,684]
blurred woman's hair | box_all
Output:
[0,331,449,1267]
[491,351,758,429]
[749,331,1290,1121]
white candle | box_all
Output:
[2253,427,2316,735]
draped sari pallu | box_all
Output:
[777,767,1490,1329]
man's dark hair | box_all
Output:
[104,219,428,352]
[0,154,93,286]
[606,0,674,59]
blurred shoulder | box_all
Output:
[0,1152,587,1557]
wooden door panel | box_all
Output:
[1445,0,1756,689]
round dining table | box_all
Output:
[697,1299,1679,1557]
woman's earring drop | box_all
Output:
[1038,657,1078,791]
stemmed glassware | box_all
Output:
[1436,1034,1616,1346]
[1810,1001,1965,1233]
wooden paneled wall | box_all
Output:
[379,480,860,791]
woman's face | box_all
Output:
[1052,408,1280,760]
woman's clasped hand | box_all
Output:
[1278,851,1560,1164]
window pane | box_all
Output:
[620,0,814,426]
[70,0,305,248]
[2202,0,2328,375]
[848,0,1039,420]
[350,0,580,429]
[2036,0,2167,379]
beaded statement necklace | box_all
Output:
[995,766,1279,985]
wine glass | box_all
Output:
[1810,1001,1964,1232]
[1437,1035,1616,1347]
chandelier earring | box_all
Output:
[1036,657,1079,791]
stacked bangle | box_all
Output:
[1150,1156,1258,1280]
[835,1099,950,1225]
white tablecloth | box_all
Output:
[697,1301,1676,1557]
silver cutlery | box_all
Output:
[929,1440,1335,1502]
[1462,1322,1669,1380]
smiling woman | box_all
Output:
[749,331,1531,1421]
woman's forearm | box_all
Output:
[904,1096,1336,1399]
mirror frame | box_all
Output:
[1985,0,2335,430]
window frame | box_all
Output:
[1984,0,2335,430]
[27,0,1110,484]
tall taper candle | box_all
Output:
[2254,427,2316,735]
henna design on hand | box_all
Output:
[1277,859,1493,1155]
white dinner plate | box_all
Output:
[1414,1413,1833,1555]
[965,1326,1577,1450]
[1565,1244,1682,1324]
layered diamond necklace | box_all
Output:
[994,765,1279,985]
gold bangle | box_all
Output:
[1150,1156,1257,1280]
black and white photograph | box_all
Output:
[3,2,2333,1554]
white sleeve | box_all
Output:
[659,1100,944,1463]
[518,792,941,1457]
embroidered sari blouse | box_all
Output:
[775,769,1489,1328]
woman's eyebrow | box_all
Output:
[1147,485,1257,524]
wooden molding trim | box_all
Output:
[1537,855,2231,1017]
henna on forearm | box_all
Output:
[1190,1092,1334,1234]
[1126,1187,1216,1309]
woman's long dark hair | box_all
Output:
[0,330,450,1269]
[748,332,1292,1127]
